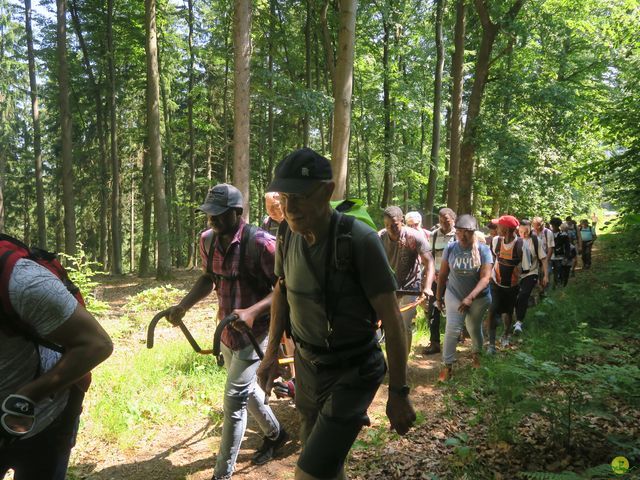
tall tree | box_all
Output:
[25,0,46,247]
[447,0,465,211]
[424,0,445,228]
[187,0,196,265]
[232,0,251,217]
[145,0,171,278]
[380,1,393,207]
[330,0,358,200]
[457,0,524,213]
[56,0,77,255]
[107,0,123,273]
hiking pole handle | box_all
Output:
[147,308,172,349]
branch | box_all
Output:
[473,0,493,30]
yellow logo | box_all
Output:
[611,456,629,475]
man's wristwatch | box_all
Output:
[389,385,411,397]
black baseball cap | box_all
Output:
[198,183,243,216]
[267,148,333,194]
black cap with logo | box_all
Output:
[267,148,333,194]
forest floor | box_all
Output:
[61,240,639,480]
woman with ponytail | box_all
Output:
[436,214,493,381]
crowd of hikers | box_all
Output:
[0,146,599,480]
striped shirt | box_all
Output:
[199,218,276,350]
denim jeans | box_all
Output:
[515,274,538,321]
[443,291,491,365]
[214,338,280,479]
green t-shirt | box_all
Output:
[275,215,397,351]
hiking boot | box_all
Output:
[500,336,511,348]
[422,343,441,355]
[472,353,481,369]
[251,428,289,465]
[438,365,452,382]
[486,344,496,355]
[513,321,523,336]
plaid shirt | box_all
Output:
[199,218,276,350]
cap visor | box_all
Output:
[197,204,230,216]
[267,178,321,194]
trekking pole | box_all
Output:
[147,308,212,354]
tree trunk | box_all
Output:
[187,0,196,265]
[69,0,108,265]
[330,0,357,200]
[106,0,122,273]
[232,0,252,218]
[425,0,445,228]
[458,0,524,214]
[303,0,312,147]
[380,6,393,208]
[447,0,465,211]
[0,149,5,233]
[145,0,171,278]
[139,149,152,276]
[56,0,76,256]
[25,0,46,248]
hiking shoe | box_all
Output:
[251,428,289,465]
[513,321,523,336]
[438,365,452,382]
[422,343,441,355]
[500,336,511,348]
[486,345,496,355]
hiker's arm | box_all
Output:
[436,260,450,312]
[460,263,491,312]
[256,281,288,396]
[232,292,273,330]
[370,290,416,436]
[19,303,113,402]
[419,250,435,298]
[167,274,214,324]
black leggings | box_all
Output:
[515,274,538,321]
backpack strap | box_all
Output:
[493,236,502,258]
[531,235,540,262]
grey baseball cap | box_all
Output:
[455,214,478,231]
[198,184,243,216]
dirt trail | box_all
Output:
[67,270,472,480]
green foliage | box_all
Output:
[58,245,110,316]
[440,227,640,477]
[519,464,613,480]
[123,284,188,313]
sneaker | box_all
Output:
[438,365,452,382]
[513,321,523,335]
[486,345,496,355]
[422,343,441,355]
[500,336,510,348]
[251,428,289,465]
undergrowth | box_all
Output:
[441,216,640,479]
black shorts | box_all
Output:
[294,347,386,479]
[491,283,519,315]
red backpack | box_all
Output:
[0,234,85,341]
[0,234,91,390]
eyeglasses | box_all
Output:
[279,183,325,204]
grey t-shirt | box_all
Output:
[275,216,397,349]
[1,259,77,438]
[379,226,431,291]
[442,242,493,300]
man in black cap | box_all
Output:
[257,148,416,480]
[167,183,287,480]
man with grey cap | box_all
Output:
[256,148,415,480]
[166,183,287,480]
